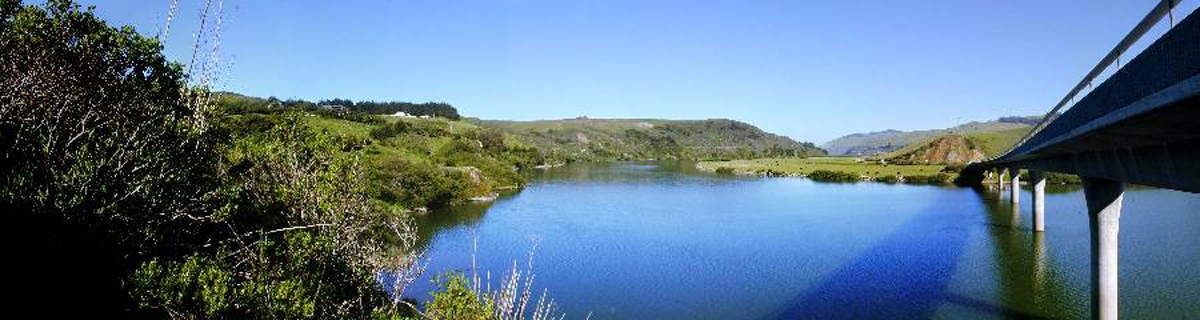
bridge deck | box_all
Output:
[974,8,1200,192]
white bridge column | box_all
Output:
[999,169,1008,191]
[1031,170,1046,232]
[1010,168,1021,203]
[1084,178,1124,320]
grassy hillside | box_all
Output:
[878,135,986,165]
[475,117,826,161]
[822,116,1037,156]
[963,127,1029,157]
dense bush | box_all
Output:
[435,139,526,190]
[2,0,220,313]
[1045,172,1081,184]
[807,170,861,182]
[371,120,411,140]
[317,109,386,125]
[372,157,472,209]
[875,175,900,183]
[1,2,418,317]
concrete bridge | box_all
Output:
[960,2,1198,319]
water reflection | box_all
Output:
[396,162,1197,318]
[972,186,1083,319]
[411,192,519,252]
[530,161,749,184]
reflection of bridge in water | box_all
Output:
[960,2,1198,319]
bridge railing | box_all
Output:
[985,0,1185,163]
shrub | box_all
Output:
[1045,172,1081,184]
[372,158,469,209]
[807,170,860,182]
[425,273,495,320]
[1,2,420,316]
[370,120,410,140]
[875,175,900,183]
[715,167,736,174]
[2,0,221,313]
[317,109,385,125]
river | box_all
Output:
[401,161,1199,319]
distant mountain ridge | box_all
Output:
[475,117,826,161]
[822,116,1040,156]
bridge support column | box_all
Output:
[999,169,1007,191]
[1010,169,1021,203]
[1084,178,1124,320]
[1031,171,1046,232]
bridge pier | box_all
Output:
[1031,170,1046,232]
[1084,178,1124,320]
[1010,169,1021,203]
[999,169,1008,191]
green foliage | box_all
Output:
[371,120,411,140]
[1,2,422,316]
[1045,172,1081,184]
[319,109,387,125]
[807,170,861,182]
[130,256,239,317]
[715,167,736,174]
[372,157,471,209]
[2,1,224,313]
[424,273,495,320]
[478,118,826,162]
[213,92,462,120]
[875,175,900,183]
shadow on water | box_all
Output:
[770,185,1082,319]
[769,186,974,319]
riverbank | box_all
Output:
[698,157,955,183]
[697,157,1087,186]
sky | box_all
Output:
[80,0,1198,144]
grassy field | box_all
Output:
[698,157,949,179]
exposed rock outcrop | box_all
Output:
[883,135,985,165]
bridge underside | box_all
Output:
[965,8,1200,193]
[987,94,1199,192]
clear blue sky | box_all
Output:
[82,0,1198,144]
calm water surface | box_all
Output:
[402,161,1199,319]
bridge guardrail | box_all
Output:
[985,0,1185,163]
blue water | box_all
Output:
[401,162,1200,319]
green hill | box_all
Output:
[474,117,826,161]
[822,116,1038,156]
[875,126,1031,165]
